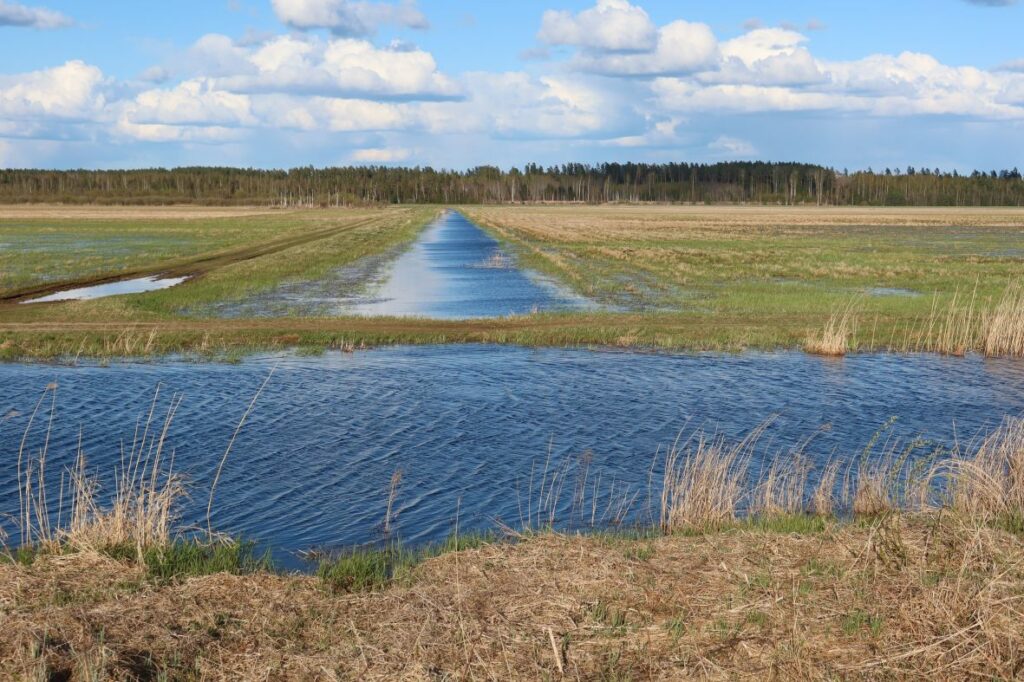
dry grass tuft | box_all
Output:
[804,298,859,356]
[946,417,1024,526]
[983,280,1024,357]
[13,385,186,556]
[659,427,762,531]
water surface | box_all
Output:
[22,275,189,303]
[1,346,1022,564]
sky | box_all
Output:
[0,0,1023,171]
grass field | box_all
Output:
[1,204,1024,359]
[466,205,1024,354]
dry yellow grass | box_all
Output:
[804,299,859,356]
[3,517,1024,680]
[983,281,1024,357]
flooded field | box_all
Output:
[208,211,597,319]
[2,345,1022,565]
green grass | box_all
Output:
[316,531,496,593]
[103,539,273,583]
[841,609,885,637]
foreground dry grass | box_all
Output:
[3,516,1022,680]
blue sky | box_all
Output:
[0,0,1022,171]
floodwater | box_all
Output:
[209,210,596,319]
[2,346,1022,565]
[21,275,189,304]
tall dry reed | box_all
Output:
[12,385,185,554]
[805,299,859,356]
[659,426,765,531]
[944,417,1024,524]
[982,281,1024,357]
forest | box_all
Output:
[1,162,1022,206]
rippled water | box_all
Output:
[2,346,1023,565]
[22,275,189,303]
[209,210,597,319]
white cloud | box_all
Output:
[602,117,683,147]
[271,0,427,36]
[6,1,1024,166]
[175,34,460,100]
[0,0,72,29]
[712,28,825,86]
[317,97,411,131]
[114,119,246,143]
[0,60,105,120]
[420,72,625,138]
[124,80,256,126]
[574,20,719,76]
[538,0,657,52]
[351,146,410,162]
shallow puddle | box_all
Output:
[21,275,189,303]
[866,287,920,297]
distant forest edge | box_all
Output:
[2,162,1024,206]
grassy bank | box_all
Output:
[5,403,1024,679]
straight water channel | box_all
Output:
[209,210,597,318]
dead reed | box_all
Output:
[659,428,760,531]
[804,298,859,356]
[982,280,1024,357]
[12,384,185,556]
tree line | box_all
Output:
[1,162,1022,206]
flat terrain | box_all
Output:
[467,205,1024,350]
[1,204,1024,359]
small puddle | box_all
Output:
[21,275,189,304]
[866,287,920,298]
[209,210,598,319]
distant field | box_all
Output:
[466,205,1024,353]
[1,204,1024,359]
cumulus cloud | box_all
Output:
[0,60,105,120]
[0,1,72,29]
[171,34,460,100]
[124,80,255,126]
[538,0,657,52]
[574,20,719,76]
[418,72,629,139]
[651,46,1024,121]
[271,0,427,36]
[712,28,825,86]
[5,0,1024,165]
